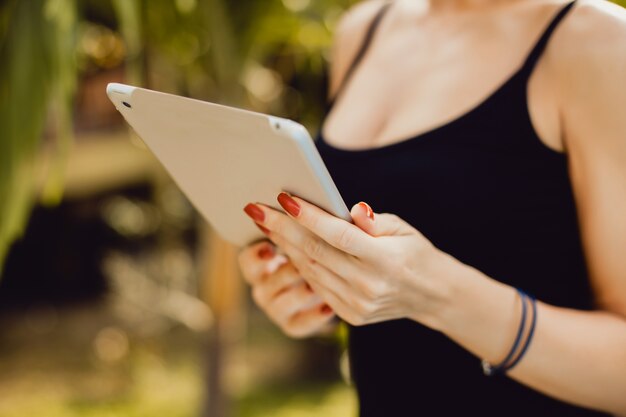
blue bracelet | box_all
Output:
[503,292,537,373]
[481,288,528,376]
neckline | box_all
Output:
[316,0,577,157]
[317,67,524,156]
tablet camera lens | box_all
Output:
[122,101,132,108]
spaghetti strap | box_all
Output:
[326,1,393,111]
[518,0,578,78]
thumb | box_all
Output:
[350,202,414,237]
[351,201,377,235]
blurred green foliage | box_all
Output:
[0,0,78,275]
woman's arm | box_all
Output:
[438,1,626,413]
[437,254,626,415]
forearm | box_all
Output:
[421,251,626,415]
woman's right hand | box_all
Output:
[238,240,337,338]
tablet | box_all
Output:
[106,83,351,247]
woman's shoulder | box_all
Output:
[547,0,626,149]
[327,0,389,97]
[548,0,626,71]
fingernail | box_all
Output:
[320,304,333,314]
[244,203,265,223]
[258,244,274,259]
[277,192,300,217]
[358,202,375,221]
[255,223,271,235]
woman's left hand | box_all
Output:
[243,193,458,329]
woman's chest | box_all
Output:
[322,12,562,152]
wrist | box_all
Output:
[430,258,522,365]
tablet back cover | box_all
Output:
[106,83,349,247]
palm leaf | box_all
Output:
[0,0,77,276]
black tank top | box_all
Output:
[314,1,610,416]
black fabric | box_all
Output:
[314,1,610,415]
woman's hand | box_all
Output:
[237,239,337,338]
[242,193,457,329]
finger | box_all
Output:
[273,193,377,258]
[296,251,405,326]
[284,303,336,338]
[270,233,350,294]
[272,237,368,321]
[267,282,322,325]
[237,240,277,285]
[301,254,368,312]
[255,262,305,304]
[350,202,376,235]
[305,276,399,326]
[305,276,360,325]
[280,242,402,327]
[363,211,415,237]
[347,201,417,238]
[261,211,366,283]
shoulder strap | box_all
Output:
[518,0,577,77]
[327,2,393,109]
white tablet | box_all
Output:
[106,83,351,247]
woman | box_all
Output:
[237,0,626,415]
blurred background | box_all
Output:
[0,0,357,416]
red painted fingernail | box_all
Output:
[320,304,333,314]
[277,192,300,217]
[358,202,375,221]
[255,223,271,235]
[258,245,274,259]
[244,203,265,222]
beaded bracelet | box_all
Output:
[481,288,537,376]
